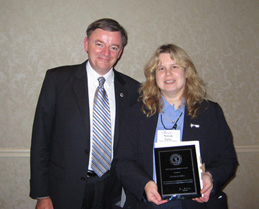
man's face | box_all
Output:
[84,29,123,75]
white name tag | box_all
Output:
[156,130,180,145]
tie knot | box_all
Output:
[98,77,105,87]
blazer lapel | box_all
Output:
[182,108,192,141]
[182,104,209,160]
[141,113,159,176]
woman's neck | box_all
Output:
[163,94,183,109]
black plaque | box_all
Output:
[155,143,202,200]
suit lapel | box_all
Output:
[73,61,91,147]
[113,70,128,150]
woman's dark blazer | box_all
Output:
[115,100,238,209]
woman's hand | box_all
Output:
[144,181,168,205]
[193,172,213,203]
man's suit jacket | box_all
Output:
[30,61,140,209]
[116,100,238,209]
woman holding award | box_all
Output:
[115,44,238,209]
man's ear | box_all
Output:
[118,48,123,59]
[84,37,88,52]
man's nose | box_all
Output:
[102,46,110,56]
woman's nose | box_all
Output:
[165,68,172,75]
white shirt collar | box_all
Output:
[86,61,114,87]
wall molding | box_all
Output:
[0,145,259,157]
[0,149,30,157]
[235,145,259,153]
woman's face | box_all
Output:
[156,53,187,100]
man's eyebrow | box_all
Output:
[94,39,104,43]
[94,39,122,48]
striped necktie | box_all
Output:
[91,77,112,177]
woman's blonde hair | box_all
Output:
[139,44,206,118]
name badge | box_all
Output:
[157,130,180,145]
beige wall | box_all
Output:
[0,0,258,208]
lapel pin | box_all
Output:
[120,93,124,97]
[190,123,200,128]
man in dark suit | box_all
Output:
[30,18,140,209]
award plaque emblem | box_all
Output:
[170,153,182,166]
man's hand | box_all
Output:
[144,181,168,205]
[35,197,54,209]
[193,172,213,203]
